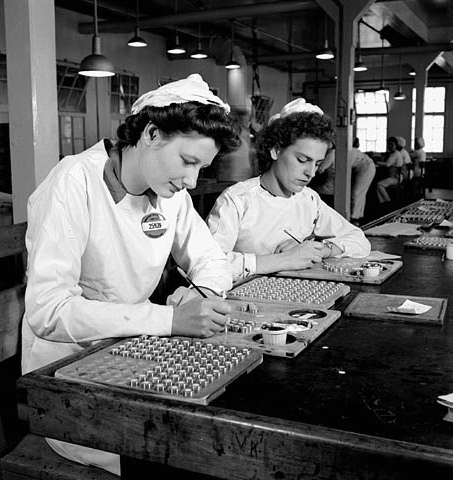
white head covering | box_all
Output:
[396,136,406,148]
[268,98,324,125]
[131,73,230,114]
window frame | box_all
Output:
[354,89,389,153]
[411,86,445,153]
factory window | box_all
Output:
[411,87,445,153]
[354,90,389,154]
[110,73,139,140]
[57,63,87,157]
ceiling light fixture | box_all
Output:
[127,0,147,47]
[375,37,388,94]
[225,21,241,69]
[79,0,115,77]
[409,68,416,76]
[353,20,367,72]
[167,0,186,54]
[393,53,406,100]
[316,14,334,60]
[190,23,208,59]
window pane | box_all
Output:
[110,73,139,116]
[425,87,445,113]
[355,91,388,114]
[424,115,444,152]
[57,64,87,113]
[412,86,445,114]
[356,115,387,153]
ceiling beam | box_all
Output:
[371,0,429,42]
[78,1,319,34]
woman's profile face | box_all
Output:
[272,137,328,196]
[139,130,219,198]
[387,140,397,152]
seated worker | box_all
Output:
[206,98,371,282]
[396,136,412,180]
[21,74,240,475]
[410,137,426,178]
[375,136,403,204]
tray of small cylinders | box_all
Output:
[55,335,263,405]
[404,236,451,251]
[227,275,350,308]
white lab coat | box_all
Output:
[206,176,371,281]
[22,140,232,474]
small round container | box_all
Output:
[361,262,381,277]
[261,325,288,346]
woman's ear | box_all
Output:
[270,147,278,161]
[143,123,158,146]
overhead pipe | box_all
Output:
[78,1,317,34]
[255,43,453,63]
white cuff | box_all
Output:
[243,253,257,278]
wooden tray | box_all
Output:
[277,255,403,285]
[219,299,341,358]
[56,336,263,405]
[344,293,447,325]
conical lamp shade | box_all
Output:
[79,53,115,77]
[190,48,208,59]
[79,35,114,77]
[316,39,334,60]
[393,89,406,100]
[353,59,367,72]
[167,34,186,54]
[316,47,334,60]
[225,58,241,69]
[128,27,147,47]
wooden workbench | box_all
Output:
[15,225,453,479]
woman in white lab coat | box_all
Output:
[21,74,240,475]
[206,99,370,282]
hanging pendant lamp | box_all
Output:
[393,53,406,100]
[225,21,241,69]
[316,14,334,60]
[128,0,147,47]
[190,23,208,59]
[353,20,367,72]
[167,0,186,54]
[79,0,115,77]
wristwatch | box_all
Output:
[322,239,335,257]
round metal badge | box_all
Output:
[141,212,168,238]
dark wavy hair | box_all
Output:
[116,102,241,155]
[256,111,335,173]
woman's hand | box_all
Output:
[166,286,200,307]
[274,240,324,270]
[171,296,231,338]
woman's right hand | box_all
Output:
[171,296,231,338]
[275,240,324,270]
